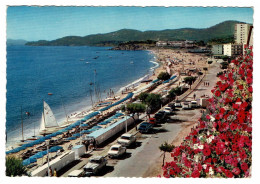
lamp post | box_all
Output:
[124,102,127,133]
[46,140,50,177]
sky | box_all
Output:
[7,6,254,41]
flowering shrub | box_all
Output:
[161,47,253,178]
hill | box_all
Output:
[7,39,27,46]
[26,20,244,46]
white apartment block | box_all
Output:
[223,43,243,57]
[234,23,251,44]
[212,44,223,55]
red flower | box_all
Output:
[230,122,238,131]
[203,147,211,157]
[241,162,248,171]
[191,170,200,178]
[225,170,234,178]
[239,150,247,160]
[248,86,253,93]
[215,90,221,97]
[232,167,241,175]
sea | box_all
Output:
[6,45,158,148]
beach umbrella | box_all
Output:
[65,137,76,141]
[49,146,63,153]
[72,133,80,138]
[22,157,37,166]
[34,150,47,159]
[92,125,102,129]
[80,123,89,128]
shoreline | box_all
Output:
[5,49,161,150]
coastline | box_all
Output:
[5,49,161,149]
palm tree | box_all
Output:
[159,142,175,166]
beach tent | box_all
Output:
[65,137,76,141]
[92,126,102,129]
[49,146,63,153]
[72,133,80,138]
[22,157,37,166]
[80,123,89,128]
[32,150,47,159]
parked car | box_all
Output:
[117,133,136,147]
[174,101,182,108]
[168,102,175,110]
[154,111,166,123]
[190,100,198,108]
[68,169,86,177]
[149,118,156,125]
[163,107,173,114]
[108,144,127,158]
[138,122,153,133]
[182,102,191,110]
[83,156,107,176]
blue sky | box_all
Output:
[7,6,253,41]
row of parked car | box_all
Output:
[68,133,137,177]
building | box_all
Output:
[212,44,223,55]
[223,43,243,57]
[234,23,251,44]
[156,41,167,47]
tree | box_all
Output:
[6,156,27,176]
[138,92,149,103]
[126,103,146,130]
[184,76,197,89]
[145,93,162,112]
[159,142,175,166]
[157,72,170,81]
[168,86,183,100]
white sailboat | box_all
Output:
[39,101,60,135]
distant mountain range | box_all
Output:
[25,20,246,46]
[7,39,28,46]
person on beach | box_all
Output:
[49,167,53,176]
[53,168,57,177]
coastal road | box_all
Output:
[103,108,201,177]
[103,122,182,177]
[184,60,221,101]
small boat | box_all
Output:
[48,93,53,95]
[80,59,85,61]
[86,62,90,64]
[93,56,99,59]
[130,61,134,64]
[39,101,60,135]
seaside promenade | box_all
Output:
[6,48,217,177]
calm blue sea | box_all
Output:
[6,45,155,147]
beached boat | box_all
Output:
[39,101,60,135]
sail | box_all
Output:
[43,101,59,128]
[39,113,46,133]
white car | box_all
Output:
[174,101,182,108]
[68,169,86,177]
[163,107,172,114]
[117,133,136,147]
[182,102,191,110]
[190,100,198,108]
[83,156,107,176]
[108,144,126,158]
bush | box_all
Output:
[6,156,27,176]
[208,61,213,64]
